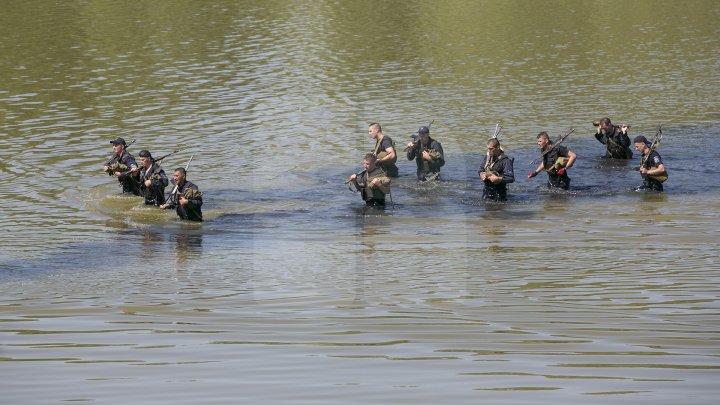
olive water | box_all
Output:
[1,1,719,404]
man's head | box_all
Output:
[418,126,430,143]
[368,123,382,139]
[598,117,613,134]
[138,150,153,167]
[110,138,126,154]
[173,167,187,184]
[363,152,377,171]
[536,131,551,149]
[487,138,501,157]
[633,135,650,153]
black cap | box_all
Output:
[110,137,126,146]
[418,126,430,135]
[138,150,152,158]
[633,135,649,144]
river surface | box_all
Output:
[1,1,719,404]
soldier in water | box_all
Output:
[478,138,515,201]
[406,125,445,181]
[160,167,203,221]
[528,131,577,190]
[347,153,392,207]
[633,135,667,192]
[137,150,169,206]
[594,117,632,159]
[103,137,140,195]
[367,122,398,177]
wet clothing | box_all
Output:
[639,150,665,192]
[406,137,445,181]
[357,166,391,206]
[139,163,169,206]
[595,126,632,159]
[166,180,203,221]
[542,144,572,190]
[478,153,515,201]
[373,135,399,177]
[105,151,140,195]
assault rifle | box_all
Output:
[154,150,179,163]
[405,119,435,152]
[345,169,366,185]
[593,121,631,128]
[640,125,667,182]
[491,123,502,139]
[528,128,574,166]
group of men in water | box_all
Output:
[102,138,203,221]
[348,118,668,206]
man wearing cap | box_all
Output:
[160,167,203,221]
[406,126,445,181]
[138,150,169,206]
[478,138,515,201]
[634,135,667,192]
[368,123,398,177]
[594,117,632,159]
[103,138,140,195]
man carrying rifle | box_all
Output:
[138,150,169,206]
[594,117,632,159]
[160,167,203,221]
[478,138,514,201]
[347,153,391,207]
[406,125,445,181]
[103,137,140,195]
[528,131,577,190]
[633,135,667,192]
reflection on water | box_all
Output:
[1,0,720,404]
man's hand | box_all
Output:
[144,179,152,187]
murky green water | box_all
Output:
[1,0,719,403]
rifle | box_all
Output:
[345,170,366,185]
[640,125,667,182]
[154,150,179,163]
[529,128,574,166]
[492,123,502,139]
[405,119,435,151]
[593,121,631,128]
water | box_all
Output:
[1,0,719,403]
